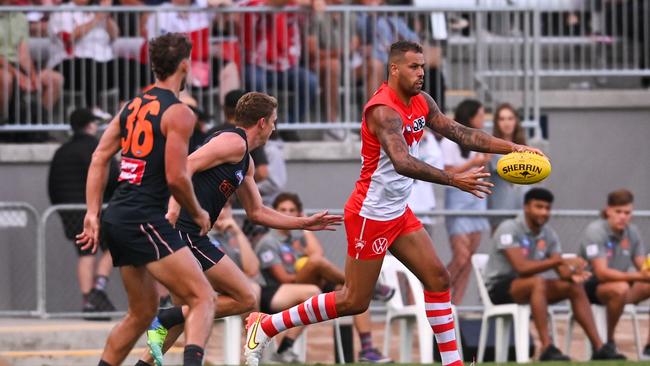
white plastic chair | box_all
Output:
[471,254,531,363]
[565,303,643,359]
[380,255,463,363]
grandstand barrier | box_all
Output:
[0,1,648,135]
[0,202,40,317]
[1,204,643,319]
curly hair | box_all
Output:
[149,33,192,81]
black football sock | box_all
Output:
[98,360,112,366]
[134,361,151,366]
[183,344,204,366]
[276,337,295,354]
[158,306,185,329]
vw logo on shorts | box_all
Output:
[372,237,388,254]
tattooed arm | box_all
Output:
[422,92,545,156]
[367,105,493,197]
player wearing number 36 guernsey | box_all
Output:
[243,40,546,366]
[76,33,215,366]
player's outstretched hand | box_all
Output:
[76,214,100,254]
[451,165,493,199]
[512,144,547,159]
[303,210,343,231]
[192,209,212,236]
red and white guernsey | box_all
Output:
[345,83,430,221]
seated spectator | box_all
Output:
[488,103,528,228]
[441,99,491,305]
[354,0,418,97]
[47,0,139,113]
[484,188,623,361]
[256,192,393,363]
[141,0,240,99]
[240,0,320,140]
[306,0,343,139]
[209,199,263,302]
[579,189,650,358]
[0,0,63,122]
[47,108,119,315]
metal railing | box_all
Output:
[0,202,40,317]
[0,2,648,133]
[0,203,637,318]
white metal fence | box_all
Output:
[0,202,40,316]
[0,1,648,134]
[0,202,648,318]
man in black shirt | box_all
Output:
[77,33,215,366]
[135,92,341,366]
[48,108,119,314]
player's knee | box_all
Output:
[338,288,369,315]
[423,266,451,292]
[126,302,158,329]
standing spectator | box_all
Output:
[257,131,287,205]
[488,103,528,226]
[406,129,443,233]
[484,188,623,361]
[0,0,63,122]
[47,108,119,314]
[441,99,491,305]
[239,0,320,140]
[47,0,138,113]
[579,189,650,358]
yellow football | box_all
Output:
[496,152,551,185]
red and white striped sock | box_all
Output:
[260,292,338,337]
[424,289,463,366]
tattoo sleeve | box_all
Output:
[371,106,453,186]
[422,92,513,154]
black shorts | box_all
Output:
[180,231,225,271]
[101,218,187,267]
[260,285,280,314]
[584,278,602,304]
[488,277,516,305]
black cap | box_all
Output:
[69,108,101,132]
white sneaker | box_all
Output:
[244,312,272,366]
